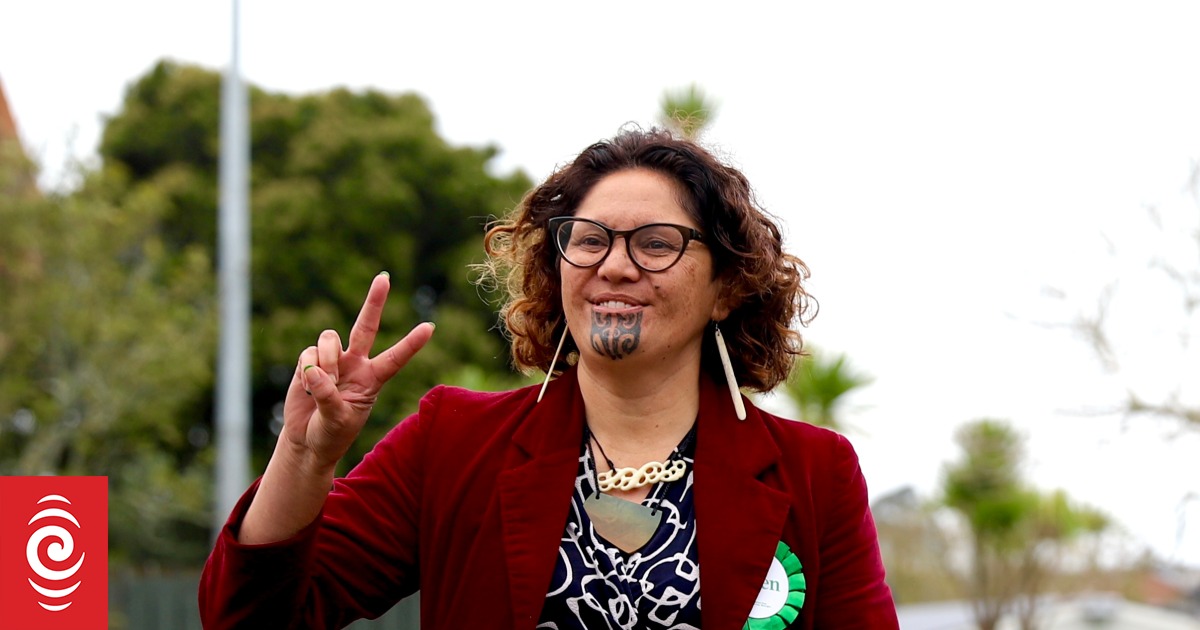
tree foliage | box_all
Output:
[98,61,534,473]
[0,162,217,566]
[942,419,1109,630]
[1,60,536,568]
[659,84,718,141]
[1059,165,1200,430]
[781,348,872,431]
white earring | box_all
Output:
[714,323,746,420]
[538,324,570,403]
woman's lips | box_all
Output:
[591,299,643,314]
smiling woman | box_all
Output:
[549,169,727,370]
[199,127,898,630]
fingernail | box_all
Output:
[379,271,390,278]
[427,322,436,330]
[302,365,315,393]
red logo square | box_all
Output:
[0,476,108,630]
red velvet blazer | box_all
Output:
[199,368,898,629]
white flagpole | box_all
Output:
[214,0,251,539]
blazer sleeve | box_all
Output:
[198,386,443,630]
[813,433,899,629]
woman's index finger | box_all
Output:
[347,273,391,356]
[371,322,436,384]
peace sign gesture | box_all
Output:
[239,273,433,545]
[281,272,436,473]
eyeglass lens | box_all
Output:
[555,220,688,271]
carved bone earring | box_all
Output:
[537,324,571,403]
[713,322,747,420]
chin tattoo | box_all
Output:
[591,311,642,360]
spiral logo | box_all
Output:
[25,494,86,612]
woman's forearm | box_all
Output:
[237,442,337,544]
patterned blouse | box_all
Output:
[537,433,701,629]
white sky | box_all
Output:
[4,1,1199,567]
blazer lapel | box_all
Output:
[497,368,584,629]
[694,378,792,630]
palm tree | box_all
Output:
[658,83,718,140]
[782,348,872,431]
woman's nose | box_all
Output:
[596,236,641,280]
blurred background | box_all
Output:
[2,1,1198,628]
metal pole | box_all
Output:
[214,0,251,539]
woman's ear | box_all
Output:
[711,300,731,322]
[711,280,740,321]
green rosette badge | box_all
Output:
[743,540,806,630]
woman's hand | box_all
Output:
[280,272,435,473]
[238,273,434,544]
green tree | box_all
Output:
[943,420,1029,630]
[97,61,534,473]
[0,162,217,566]
[781,348,872,431]
[1,60,538,570]
[659,83,718,140]
[942,419,1110,630]
[1010,491,1109,630]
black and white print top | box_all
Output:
[536,435,701,629]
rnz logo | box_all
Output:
[0,476,108,630]
[27,494,87,611]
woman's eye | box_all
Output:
[640,239,678,254]
[575,235,608,250]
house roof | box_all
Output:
[0,75,20,146]
[0,74,37,195]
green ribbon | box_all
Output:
[743,540,805,630]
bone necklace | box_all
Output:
[589,427,691,492]
[582,424,695,553]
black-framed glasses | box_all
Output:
[549,216,705,273]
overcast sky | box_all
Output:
[3,1,1199,566]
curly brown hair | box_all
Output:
[478,127,816,392]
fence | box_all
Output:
[109,571,420,629]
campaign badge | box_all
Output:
[744,540,806,630]
[0,476,108,630]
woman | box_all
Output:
[199,128,898,629]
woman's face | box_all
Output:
[559,168,729,371]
